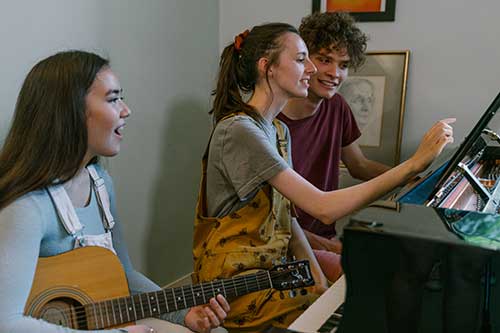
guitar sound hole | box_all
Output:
[38,298,87,329]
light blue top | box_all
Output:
[0,164,187,332]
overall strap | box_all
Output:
[47,186,84,236]
[87,165,115,231]
[273,119,289,159]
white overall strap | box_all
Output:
[273,119,289,160]
[87,164,115,230]
[46,185,84,236]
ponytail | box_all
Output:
[211,44,256,123]
[210,23,298,124]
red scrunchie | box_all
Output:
[234,29,250,52]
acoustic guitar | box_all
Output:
[24,246,314,330]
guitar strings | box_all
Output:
[40,269,306,327]
[41,273,273,328]
[38,270,303,329]
[40,273,272,328]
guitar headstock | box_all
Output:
[269,260,315,291]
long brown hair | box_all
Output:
[211,23,299,123]
[0,50,109,210]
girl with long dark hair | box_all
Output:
[0,50,229,333]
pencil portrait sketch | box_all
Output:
[339,76,386,147]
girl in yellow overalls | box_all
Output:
[193,22,455,333]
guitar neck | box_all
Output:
[87,270,273,329]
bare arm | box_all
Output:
[269,119,455,224]
[288,218,329,294]
[341,142,391,180]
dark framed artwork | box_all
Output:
[312,0,396,22]
[339,51,410,166]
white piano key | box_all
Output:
[288,275,345,333]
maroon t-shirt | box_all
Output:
[277,94,361,238]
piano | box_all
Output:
[289,276,346,333]
[289,92,500,333]
[338,92,500,333]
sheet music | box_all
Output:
[288,275,346,333]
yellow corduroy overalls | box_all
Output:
[193,116,318,332]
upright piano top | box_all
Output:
[397,91,500,212]
[430,92,500,197]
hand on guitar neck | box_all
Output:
[122,295,230,333]
[184,295,229,333]
[25,246,314,332]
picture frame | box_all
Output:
[339,51,410,166]
[312,0,396,22]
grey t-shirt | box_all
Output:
[206,114,291,217]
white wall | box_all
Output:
[2,0,499,287]
[0,0,219,285]
[219,0,309,50]
[219,0,500,160]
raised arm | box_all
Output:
[269,119,455,224]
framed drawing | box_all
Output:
[339,50,410,166]
[312,0,396,22]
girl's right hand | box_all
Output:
[122,325,154,333]
[409,118,455,173]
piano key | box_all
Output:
[288,275,345,333]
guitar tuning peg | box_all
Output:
[289,289,297,298]
[300,289,308,296]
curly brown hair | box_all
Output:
[299,12,368,69]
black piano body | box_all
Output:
[339,92,500,333]
[340,203,500,333]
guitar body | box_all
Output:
[25,246,131,329]
[24,246,314,330]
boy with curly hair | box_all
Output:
[278,12,391,282]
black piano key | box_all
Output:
[318,303,343,333]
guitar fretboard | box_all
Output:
[85,270,272,329]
